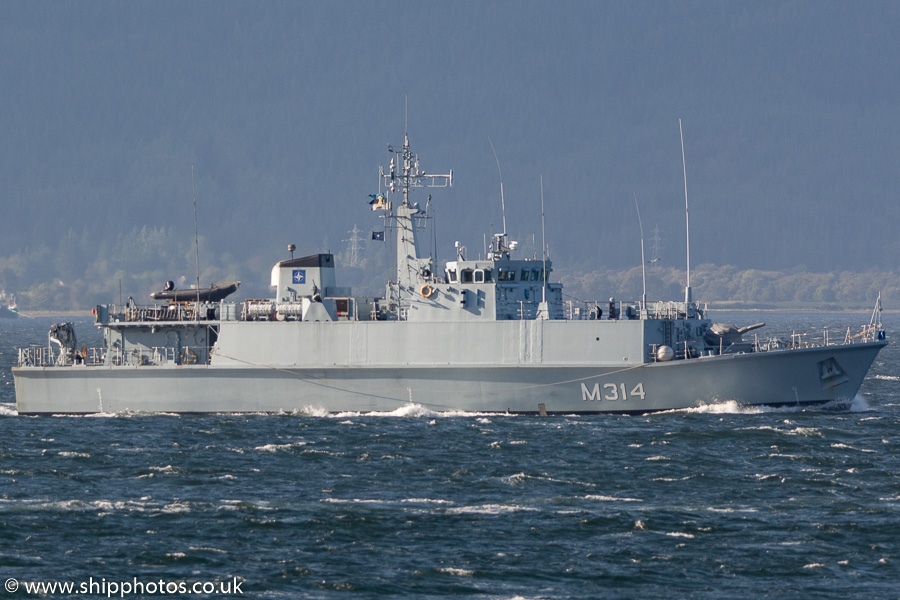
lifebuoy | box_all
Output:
[420,284,434,298]
[181,348,198,365]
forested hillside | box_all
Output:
[2,228,893,312]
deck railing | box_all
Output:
[18,345,211,367]
[97,302,229,324]
[563,299,699,321]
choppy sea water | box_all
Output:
[1,313,899,599]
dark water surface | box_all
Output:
[1,313,899,599]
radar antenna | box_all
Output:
[381,134,452,208]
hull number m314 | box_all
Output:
[582,382,646,402]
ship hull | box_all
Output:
[13,341,885,415]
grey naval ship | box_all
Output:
[13,135,887,415]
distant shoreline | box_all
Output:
[702,303,888,314]
[13,310,93,319]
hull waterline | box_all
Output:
[14,341,885,415]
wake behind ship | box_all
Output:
[12,135,887,415]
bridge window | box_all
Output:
[474,269,485,283]
[461,269,474,283]
[447,268,457,283]
[498,268,515,281]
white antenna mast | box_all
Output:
[633,191,647,309]
[540,175,547,303]
[192,165,201,310]
[679,119,692,304]
[488,137,507,237]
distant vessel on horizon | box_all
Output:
[12,133,887,415]
[0,291,19,319]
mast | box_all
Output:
[540,175,547,303]
[633,192,647,309]
[487,138,513,261]
[192,165,201,312]
[488,137,507,239]
[679,119,692,304]
[378,133,452,312]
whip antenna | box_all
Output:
[633,191,647,309]
[488,137,507,237]
[679,119,691,304]
[192,165,201,310]
[540,175,547,303]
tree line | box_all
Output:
[558,264,893,310]
[1,229,894,313]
